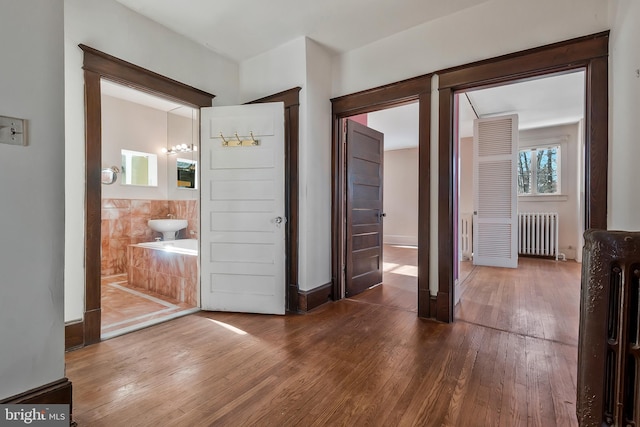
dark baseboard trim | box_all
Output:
[65,321,84,351]
[288,283,300,313]
[1,378,72,406]
[429,295,437,318]
[83,309,101,345]
[298,282,332,312]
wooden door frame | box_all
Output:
[67,45,300,349]
[436,32,610,322]
[331,74,433,318]
[248,88,301,313]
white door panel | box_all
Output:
[201,102,285,314]
[473,115,518,268]
[211,149,275,169]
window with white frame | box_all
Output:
[517,145,561,195]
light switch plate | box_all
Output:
[0,116,27,146]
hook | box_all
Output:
[249,131,258,145]
[234,132,242,144]
[220,132,228,146]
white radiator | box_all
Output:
[518,212,559,260]
[460,212,473,260]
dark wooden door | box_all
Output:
[345,119,384,297]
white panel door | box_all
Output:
[473,115,518,268]
[200,103,285,314]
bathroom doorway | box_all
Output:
[67,46,300,349]
[99,80,200,339]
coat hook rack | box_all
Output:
[220,132,229,146]
[219,131,261,147]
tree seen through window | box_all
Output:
[517,146,559,194]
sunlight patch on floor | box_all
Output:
[208,319,248,336]
[383,262,399,271]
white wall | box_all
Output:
[101,95,168,200]
[301,39,333,291]
[518,123,581,259]
[333,0,609,295]
[0,0,65,400]
[384,148,419,245]
[64,0,240,322]
[239,37,306,104]
[332,0,610,97]
[609,0,640,230]
[239,37,333,292]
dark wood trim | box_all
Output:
[248,87,301,312]
[84,70,102,346]
[79,44,214,107]
[331,74,432,318]
[585,56,608,230]
[436,31,609,323]
[80,45,215,349]
[438,32,609,90]
[332,74,434,116]
[65,322,84,351]
[298,283,333,312]
[437,87,454,323]
[249,87,300,108]
[417,91,432,318]
[1,378,72,407]
[429,295,437,317]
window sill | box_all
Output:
[518,194,569,202]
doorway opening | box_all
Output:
[71,44,215,348]
[68,45,302,349]
[331,74,432,317]
[436,31,608,322]
[99,80,201,339]
[452,71,587,345]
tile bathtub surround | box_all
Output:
[127,244,198,306]
[101,198,199,275]
[168,199,198,239]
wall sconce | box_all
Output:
[162,143,197,155]
[101,166,119,185]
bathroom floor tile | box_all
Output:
[101,275,196,337]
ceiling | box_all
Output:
[104,4,585,148]
[368,70,585,151]
[115,0,491,62]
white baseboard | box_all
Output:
[384,235,418,246]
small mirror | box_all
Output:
[101,166,119,185]
[177,158,197,189]
[121,149,158,186]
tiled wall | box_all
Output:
[127,245,198,306]
[101,198,198,276]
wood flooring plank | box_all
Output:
[66,248,582,427]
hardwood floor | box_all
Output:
[456,258,581,346]
[67,250,582,426]
[351,244,418,312]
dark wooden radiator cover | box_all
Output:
[577,230,640,426]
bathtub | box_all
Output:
[136,238,198,255]
[128,239,198,305]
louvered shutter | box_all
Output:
[472,115,518,268]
